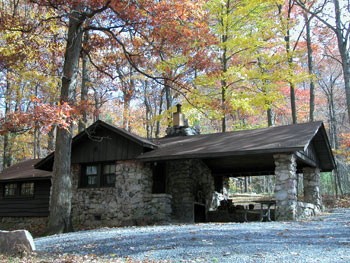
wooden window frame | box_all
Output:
[3,182,35,198]
[80,162,116,188]
[20,182,34,196]
[102,164,117,187]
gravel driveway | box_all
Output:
[35,208,350,262]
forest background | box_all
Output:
[0,0,350,228]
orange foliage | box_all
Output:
[334,133,350,163]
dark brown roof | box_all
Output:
[138,121,335,172]
[0,159,52,181]
[77,120,157,149]
[35,120,157,171]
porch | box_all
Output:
[140,122,335,223]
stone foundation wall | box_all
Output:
[146,194,172,223]
[297,202,321,219]
[274,154,297,221]
[0,217,48,237]
[167,159,214,223]
[71,161,171,229]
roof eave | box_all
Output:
[137,147,304,162]
[97,121,157,149]
[0,176,52,182]
[34,152,54,170]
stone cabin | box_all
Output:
[0,107,335,232]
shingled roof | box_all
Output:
[138,121,335,172]
[33,120,335,175]
[0,159,52,181]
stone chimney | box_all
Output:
[173,104,185,127]
[165,104,200,137]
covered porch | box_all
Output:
[207,152,325,222]
[139,121,335,222]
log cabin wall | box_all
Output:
[0,179,51,217]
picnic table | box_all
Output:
[243,200,276,222]
[229,194,276,222]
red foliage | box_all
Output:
[0,98,95,135]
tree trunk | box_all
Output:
[282,1,297,124]
[122,75,133,131]
[334,159,344,196]
[333,0,350,122]
[3,97,12,169]
[3,76,12,169]
[33,84,41,159]
[78,31,90,132]
[304,12,315,122]
[267,108,274,127]
[164,79,172,126]
[47,126,55,153]
[143,81,152,139]
[221,85,227,132]
[33,126,41,159]
[290,83,297,124]
[219,0,230,133]
[220,41,228,133]
[47,7,85,235]
[3,133,12,169]
[122,94,131,131]
[328,88,339,149]
[155,88,165,138]
[244,176,248,192]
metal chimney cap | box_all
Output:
[176,104,182,113]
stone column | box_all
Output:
[274,154,298,221]
[303,167,322,208]
[167,160,194,222]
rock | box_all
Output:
[275,190,288,200]
[0,230,36,255]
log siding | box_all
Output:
[0,179,51,217]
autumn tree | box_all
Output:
[192,0,286,131]
[297,0,350,122]
[276,0,307,124]
[18,0,211,234]
[0,0,62,167]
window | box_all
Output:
[86,165,98,187]
[80,163,116,188]
[4,183,17,197]
[21,183,34,196]
[3,182,34,198]
[102,164,116,187]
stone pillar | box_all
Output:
[303,167,322,208]
[167,159,214,223]
[167,160,194,222]
[274,154,297,221]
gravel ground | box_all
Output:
[35,208,350,263]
